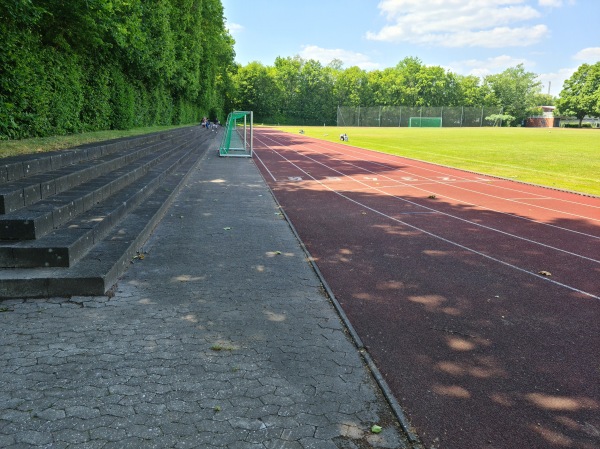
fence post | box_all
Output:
[480,106,484,127]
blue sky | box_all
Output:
[221,0,600,96]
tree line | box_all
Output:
[229,56,600,127]
[0,0,236,140]
[229,56,555,126]
[2,0,597,140]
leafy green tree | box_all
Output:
[416,65,458,106]
[556,62,600,126]
[531,92,555,107]
[483,64,542,125]
[296,59,334,125]
[367,57,465,107]
[233,62,279,121]
[273,56,303,121]
[1,0,237,138]
[333,66,369,107]
[368,68,401,106]
[456,75,496,107]
[394,57,423,106]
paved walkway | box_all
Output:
[0,140,412,448]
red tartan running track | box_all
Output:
[252,128,600,449]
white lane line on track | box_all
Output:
[253,148,277,181]
[257,133,600,263]
[254,136,600,301]
[325,143,600,217]
[277,138,600,240]
[308,137,600,214]
[508,197,554,201]
[308,133,600,201]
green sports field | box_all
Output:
[274,126,600,197]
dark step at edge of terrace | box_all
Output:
[0,126,217,299]
[0,135,204,268]
[0,132,210,240]
[0,127,197,214]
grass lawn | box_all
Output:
[0,124,193,159]
[272,126,600,197]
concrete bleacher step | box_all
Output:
[0,132,202,240]
[0,127,193,185]
[0,126,217,298]
[0,137,202,268]
[0,128,195,215]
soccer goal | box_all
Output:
[219,111,253,157]
[408,117,442,128]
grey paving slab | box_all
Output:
[0,148,411,448]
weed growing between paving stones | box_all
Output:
[210,344,235,351]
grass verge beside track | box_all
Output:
[273,126,600,196]
[0,124,194,159]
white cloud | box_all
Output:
[538,47,600,95]
[537,67,576,95]
[448,55,532,77]
[226,22,244,35]
[573,47,600,63]
[366,0,551,47]
[446,54,575,95]
[299,45,381,70]
[538,0,562,6]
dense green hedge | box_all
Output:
[0,0,235,140]
[562,122,595,128]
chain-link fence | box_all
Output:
[337,106,504,127]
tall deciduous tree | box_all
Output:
[556,62,600,126]
[296,59,334,125]
[333,66,369,107]
[233,62,279,121]
[455,75,496,107]
[1,0,236,139]
[483,64,542,125]
[273,56,303,121]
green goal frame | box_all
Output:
[408,117,442,128]
[219,111,253,157]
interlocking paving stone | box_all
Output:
[0,148,411,448]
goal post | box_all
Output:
[219,111,253,157]
[408,117,442,128]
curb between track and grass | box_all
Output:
[255,159,424,449]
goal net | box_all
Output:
[219,111,253,157]
[409,117,442,128]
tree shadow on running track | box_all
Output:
[266,181,600,449]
